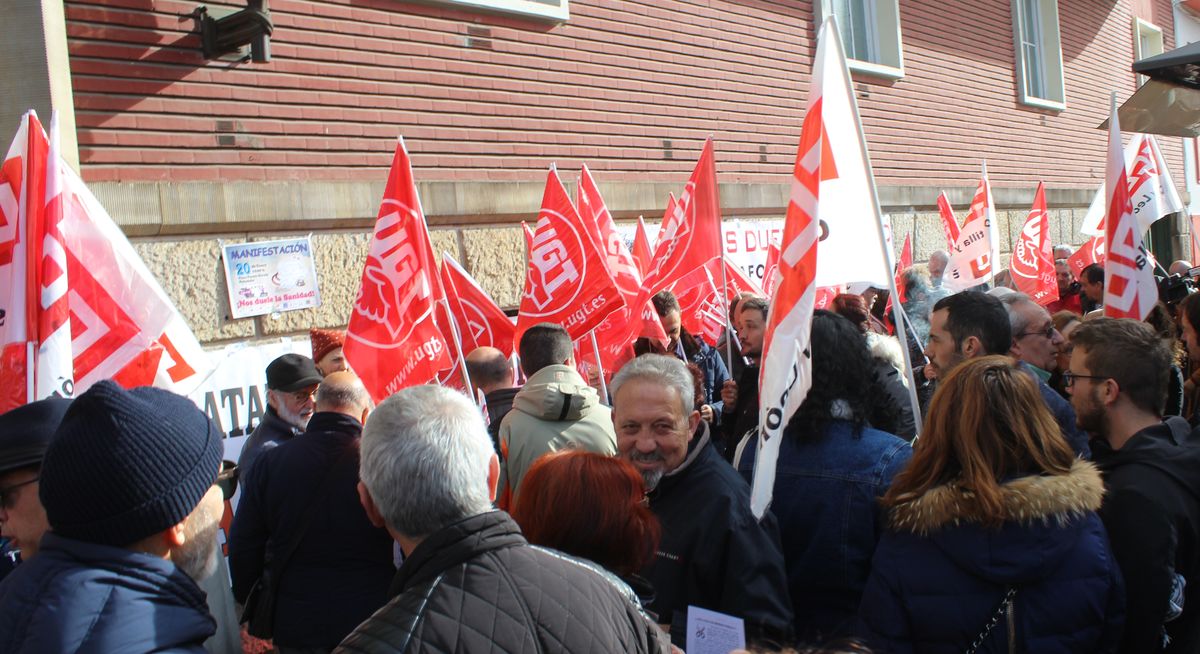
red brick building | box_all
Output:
[1,0,1188,344]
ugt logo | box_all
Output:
[525,211,583,315]
[353,203,432,345]
[1013,212,1044,278]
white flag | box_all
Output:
[942,165,1002,292]
[1103,95,1158,320]
[1081,134,1183,236]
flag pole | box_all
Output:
[829,16,923,436]
[588,329,609,403]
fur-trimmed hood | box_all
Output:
[887,460,1107,585]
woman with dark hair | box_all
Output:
[829,294,915,440]
[859,356,1123,653]
[735,310,911,643]
[511,449,660,580]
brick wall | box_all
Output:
[68,0,1182,191]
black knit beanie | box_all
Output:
[40,380,223,547]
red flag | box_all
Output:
[576,166,666,372]
[1103,96,1158,320]
[1011,183,1059,306]
[1067,237,1106,278]
[717,256,763,300]
[441,254,516,358]
[516,167,624,342]
[642,139,723,295]
[632,215,654,279]
[936,192,961,249]
[762,239,782,297]
[345,138,452,403]
[891,234,912,305]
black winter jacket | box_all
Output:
[644,422,794,647]
[229,412,395,648]
[335,511,667,654]
[1092,418,1200,653]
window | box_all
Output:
[1133,18,1164,86]
[1011,0,1065,110]
[429,0,567,22]
[815,0,904,80]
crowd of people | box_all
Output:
[1,246,1199,654]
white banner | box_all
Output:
[617,219,784,287]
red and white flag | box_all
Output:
[632,215,654,280]
[752,23,827,518]
[1011,182,1059,306]
[762,239,782,297]
[943,166,1001,292]
[936,192,961,249]
[1081,133,1184,236]
[641,139,723,296]
[516,167,624,343]
[1102,96,1158,320]
[673,266,725,344]
[441,254,516,358]
[0,111,209,412]
[345,137,452,403]
[1067,236,1106,279]
[893,233,912,304]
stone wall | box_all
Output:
[134,204,1098,349]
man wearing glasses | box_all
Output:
[1069,317,1200,654]
[0,397,70,571]
[999,292,1089,457]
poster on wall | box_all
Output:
[222,237,321,319]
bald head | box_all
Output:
[928,250,950,285]
[315,371,371,420]
[1171,260,1193,276]
[465,346,513,394]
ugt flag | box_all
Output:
[936,192,961,249]
[1011,182,1059,306]
[345,137,452,403]
[1080,133,1183,237]
[751,20,827,519]
[515,166,624,343]
[1102,96,1157,320]
[641,139,723,296]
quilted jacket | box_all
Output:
[335,510,667,654]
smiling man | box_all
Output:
[238,353,323,481]
[612,354,792,650]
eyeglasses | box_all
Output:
[1016,324,1057,340]
[0,477,38,509]
[1062,371,1110,387]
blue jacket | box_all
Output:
[859,460,1125,653]
[229,412,395,648]
[0,532,215,653]
[682,331,730,413]
[737,419,911,641]
[236,406,301,482]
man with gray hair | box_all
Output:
[230,371,394,652]
[613,354,793,648]
[927,249,950,288]
[337,385,666,653]
[998,292,1090,457]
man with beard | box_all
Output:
[612,354,792,649]
[718,296,768,459]
[0,380,225,652]
[239,353,323,481]
[1070,318,1200,653]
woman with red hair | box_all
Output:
[512,449,660,579]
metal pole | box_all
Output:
[588,330,609,404]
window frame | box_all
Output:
[815,0,905,81]
[1011,0,1066,111]
[1133,18,1165,86]
[425,0,568,22]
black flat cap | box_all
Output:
[0,397,72,474]
[265,354,323,392]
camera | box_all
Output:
[1158,269,1199,308]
